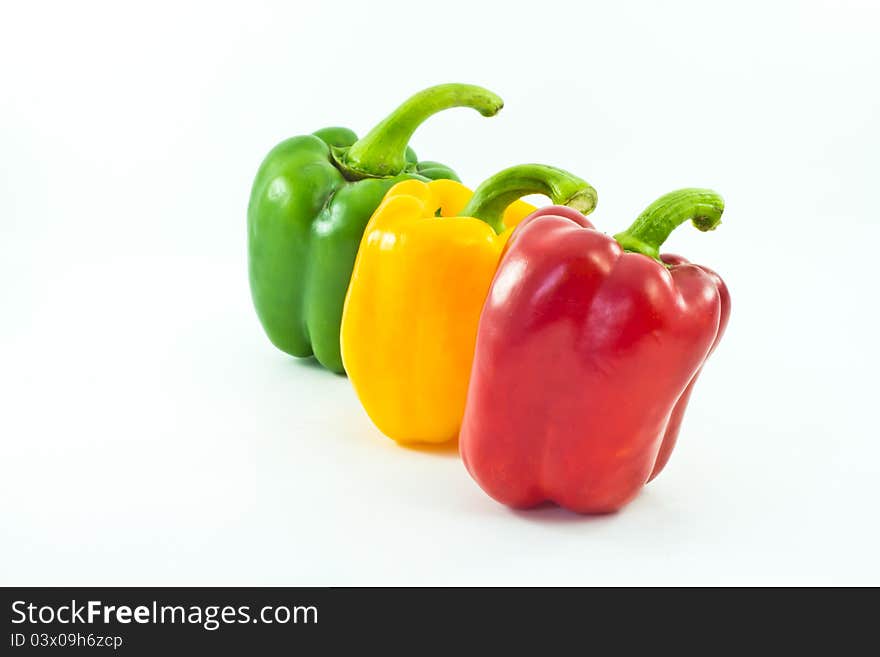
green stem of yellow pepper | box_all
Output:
[461,164,598,234]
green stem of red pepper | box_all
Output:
[460,164,598,234]
[613,188,725,260]
[338,84,503,179]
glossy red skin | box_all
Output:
[460,206,730,514]
[647,254,730,481]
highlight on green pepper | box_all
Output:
[247,83,504,373]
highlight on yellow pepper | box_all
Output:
[340,164,597,444]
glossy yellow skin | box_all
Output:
[340,178,535,444]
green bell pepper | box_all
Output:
[247,83,503,373]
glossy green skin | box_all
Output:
[247,127,458,373]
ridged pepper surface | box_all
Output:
[341,165,597,443]
[248,84,503,372]
[460,189,730,513]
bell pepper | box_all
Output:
[247,83,503,372]
[460,189,730,513]
[340,164,597,444]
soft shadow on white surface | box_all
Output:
[397,440,461,460]
[509,504,620,526]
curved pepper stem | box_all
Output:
[613,188,724,260]
[460,164,598,234]
[339,84,503,179]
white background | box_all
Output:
[2,0,878,585]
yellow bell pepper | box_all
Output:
[340,164,597,444]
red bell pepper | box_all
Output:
[460,189,730,514]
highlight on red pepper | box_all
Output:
[460,189,730,514]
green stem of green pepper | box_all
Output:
[613,189,724,260]
[460,164,598,234]
[338,84,503,179]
